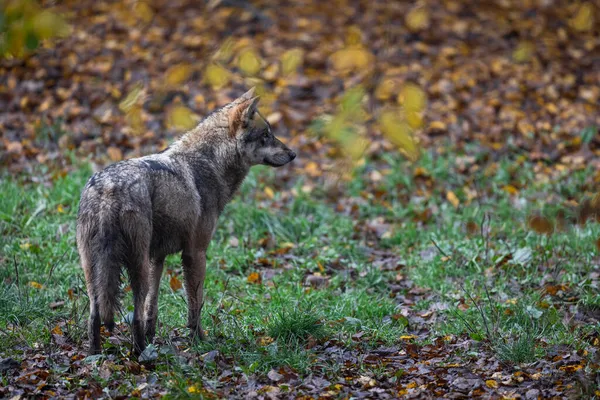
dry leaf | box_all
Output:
[398,83,426,112]
[247,272,262,284]
[485,379,498,389]
[165,63,193,86]
[379,110,419,162]
[204,63,231,89]
[107,146,123,162]
[571,2,594,32]
[238,48,262,76]
[281,48,304,76]
[29,281,43,289]
[264,187,275,199]
[446,191,460,208]
[169,275,183,291]
[166,105,198,131]
[119,83,145,113]
[330,48,373,74]
[405,7,430,32]
[527,215,554,235]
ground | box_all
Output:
[1,0,600,399]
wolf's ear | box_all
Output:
[228,96,259,137]
[237,87,256,102]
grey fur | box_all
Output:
[76,89,295,355]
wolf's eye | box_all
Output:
[261,133,269,145]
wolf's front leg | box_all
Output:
[182,249,207,340]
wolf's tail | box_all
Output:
[77,210,123,353]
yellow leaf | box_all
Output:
[281,48,304,76]
[187,384,200,394]
[213,37,235,63]
[405,111,424,129]
[305,161,321,177]
[125,105,145,135]
[379,111,420,162]
[164,63,193,86]
[503,185,519,195]
[375,78,399,101]
[345,25,363,46]
[446,191,460,208]
[405,7,430,32]
[238,48,262,76]
[406,381,417,389]
[169,275,182,291]
[485,379,498,389]
[20,242,31,250]
[119,83,145,112]
[559,364,584,372]
[342,135,368,161]
[29,281,43,289]
[56,204,65,213]
[32,10,70,40]
[400,335,418,340]
[264,187,275,199]
[133,1,154,24]
[329,48,374,74]
[166,105,198,131]
[571,2,594,32]
[258,336,274,346]
[398,83,426,112]
[247,272,262,284]
[52,324,63,335]
[513,41,534,63]
[204,63,231,89]
[429,121,447,132]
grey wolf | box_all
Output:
[76,88,295,355]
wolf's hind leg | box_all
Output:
[122,210,152,355]
[144,257,165,344]
[182,249,207,340]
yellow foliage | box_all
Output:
[379,110,420,162]
[571,2,594,32]
[406,7,430,31]
[398,83,426,112]
[238,48,262,76]
[330,48,373,74]
[281,48,304,76]
[204,63,231,89]
[165,63,193,86]
[513,41,534,63]
[166,105,198,131]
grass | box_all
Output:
[1,143,599,395]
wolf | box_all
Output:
[76,88,295,355]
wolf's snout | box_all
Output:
[288,150,296,160]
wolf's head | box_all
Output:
[227,88,296,168]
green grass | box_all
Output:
[1,144,599,395]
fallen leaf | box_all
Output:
[169,275,183,291]
[247,272,262,284]
[485,379,498,389]
[29,281,43,289]
[165,63,193,86]
[446,191,460,208]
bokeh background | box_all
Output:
[2,0,599,184]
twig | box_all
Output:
[430,238,449,258]
[46,248,69,286]
[13,255,21,305]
